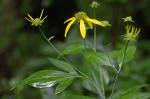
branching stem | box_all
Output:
[110,40,130,99]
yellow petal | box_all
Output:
[27,13,34,20]
[131,26,135,34]
[40,9,44,19]
[85,17,105,27]
[134,28,138,34]
[80,19,86,38]
[86,21,93,29]
[64,17,75,24]
[25,17,32,22]
[135,28,141,37]
[64,18,76,37]
[42,15,48,21]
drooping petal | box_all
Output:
[64,17,76,24]
[64,18,76,37]
[85,17,106,27]
[80,19,86,38]
[86,21,93,29]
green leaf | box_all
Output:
[132,93,150,99]
[111,45,136,65]
[112,85,146,99]
[61,43,85,55]
[55,77,75,94]
[83,51,115,68]
[48,58,77,74]
[21,70,77,88]
[91,66,106,99]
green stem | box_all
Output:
[110,40,130,99]
[38,27,62,56]
[93,8,97,52]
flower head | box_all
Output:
[64,11,107,39]
[122,16,134,23]
[124,25,141,41]
[25,9,48,27]
[90,1,100,8]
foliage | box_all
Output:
[0,0,150,99]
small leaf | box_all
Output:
[61,43,85,55]
[55,77,75,94]
[48,58,77,74]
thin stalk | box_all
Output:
[38,27,62,56]
[110,40,130,99]
[93,8,97,52]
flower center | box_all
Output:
[75,12,87,20]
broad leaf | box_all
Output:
[48,58,77,74]
[21,70,78,88]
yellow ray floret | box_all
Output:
[80,19,86,38]
[64,11,109,39]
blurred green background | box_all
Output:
[0,0,150,99]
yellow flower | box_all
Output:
[25,9,48,27]
[64,11,107,39]
[124,25,141,41]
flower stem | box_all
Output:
[38,27,63,57]
[110,40,130,99]
[93,8,97,52]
